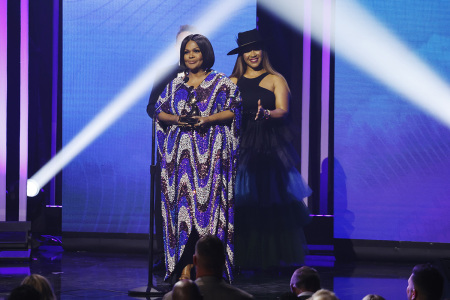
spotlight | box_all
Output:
[27,179,40,197]
[259,0,450,127]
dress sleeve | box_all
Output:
[154,82,172,116]
[222,77,242,133]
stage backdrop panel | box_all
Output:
[334,0,450,242]
[62,0,256,234]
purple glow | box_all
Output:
[308,245,334,251]
[0,249,31,259]
[304,255,335,267]
[301,0,311,191]
[305,255,335,261]
[0,267,31,276]
[49,0,59,206]
[320,0,331,163]
[19,0,29,221]
[320,0,331,214]
[46,205,62,208]
[0,0,7,221]
[310,214,333,217]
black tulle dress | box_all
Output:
[234,73,312,269]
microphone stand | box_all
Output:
[128,77,188,298]
[128,113,166,298]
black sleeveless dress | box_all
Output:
[234,73,312,269]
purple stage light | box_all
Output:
[308,245,334,251]
[49,0,60,206]
[310,214,333,217]
[321,0,331,168]
[301,0,311,190]
[0,0,7,221]
[0,267,31,276]
[19,0,29,221]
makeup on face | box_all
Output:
[243,48,262,68]
[184,41,203,71]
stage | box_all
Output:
[0,244,426,300]
[2,0,450,299]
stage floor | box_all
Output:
[0,245,425,299]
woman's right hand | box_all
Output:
[176,115,190,126]
[255,100,265,120]
[157,112,188,126]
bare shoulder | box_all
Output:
[229,76,238,84]
[261,73,287,91]
[269,74,287,87]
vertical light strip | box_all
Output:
[320,0,331,213]
[0,0,7,221]
[50,0,60,206]
[301,0,311,194]
[19,0,29,221]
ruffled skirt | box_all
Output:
[234,117,312,269]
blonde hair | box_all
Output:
[310,289,339,300]
[22,274,56,300]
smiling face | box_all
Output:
[184,41,204,72]
[243,48,262,70]
[241,42,263,71]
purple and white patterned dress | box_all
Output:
[155,71,241,282]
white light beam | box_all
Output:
[259,0,450,128]
[27,0,249,196]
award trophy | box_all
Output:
[180,92,200,125]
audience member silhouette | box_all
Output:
[193,235,253,299]
[163,234,254,300]
[407,263,444,300]
[8,285,40,300]
[290,266,321,299]
[310,289,339,300]
[172,279,203,300]
[362,294,386,300]
[21,274,56,300]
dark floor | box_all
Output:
[0,244,444,300]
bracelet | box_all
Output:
[263,109,271,120]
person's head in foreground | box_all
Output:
[406,263,444,300]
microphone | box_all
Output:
[153,76,189,117]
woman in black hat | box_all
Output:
[228,29,312,270]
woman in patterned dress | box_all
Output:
[155,34,241,283]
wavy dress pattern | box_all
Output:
[155,71,241,281]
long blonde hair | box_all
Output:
[22,274,56,300]
[230,49,290,92]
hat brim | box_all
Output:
[227,40,263,55]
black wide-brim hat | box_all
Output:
[227,28,264,55]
